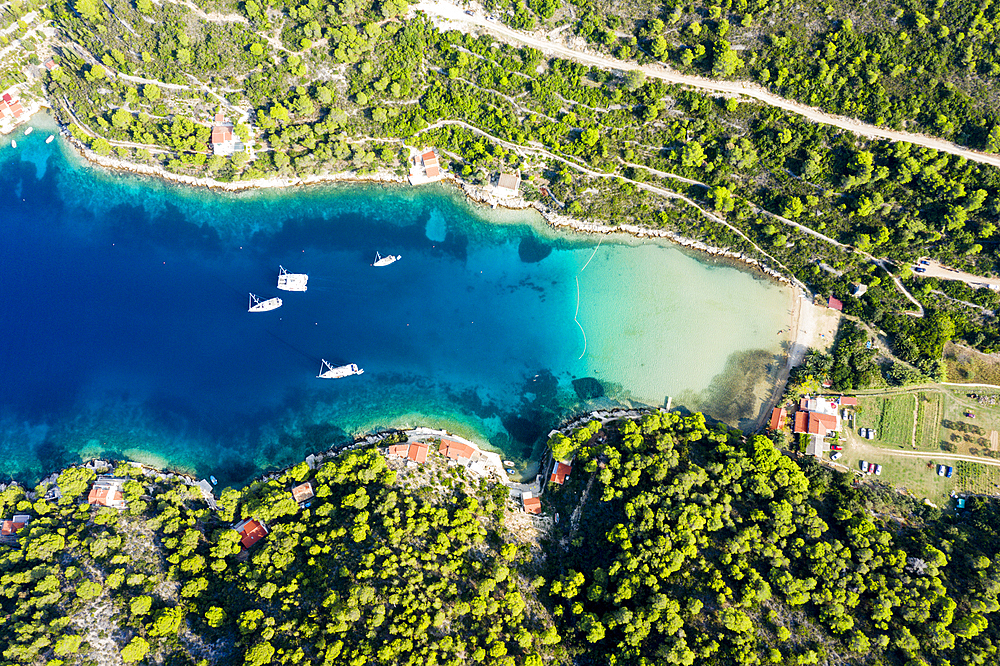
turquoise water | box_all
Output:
[0,121,794,486]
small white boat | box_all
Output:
[373,252,401,267]
[503,460,515,467]
[249,293,282,312]
[317,359,364,379]
[506,468,516,475]
[23,127,32,135]
[10,140,15,148]
[46,135,54,143]
[277,265,308,291]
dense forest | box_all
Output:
[3,416,1000,664]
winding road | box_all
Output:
[414,0,1000,169]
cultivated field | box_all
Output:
[954,461,1000,495]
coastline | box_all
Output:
[50,118,797,288]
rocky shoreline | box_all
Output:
[57,127,796,286]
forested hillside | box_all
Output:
[486,0,1000,151]
[3,416,1000,665]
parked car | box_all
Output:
[915,267,927,273]
[831,444,843,451]
[920,259,930,265]
[874,464,883,475]
[870,429,878,439]
[831,452,842,461]
[946,466,954,478]
[860,460,869,473]
[860,427,869,438]
[937,465,946,476]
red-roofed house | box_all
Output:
[407,441,429,464]
[2,93,12,103]
[211,111,236,156]
[495,172,520,197]
[839,396,858,406]
[827,296,843,311]
[769,407,786,431]
[87,477,127,509]
[522,492,541,515]
[233,518,269,549]
[550,460,572,485]
[0,100,8,118]
[421,150,439,178]
[387,442,409,457]
[439,438,478,463]
[44,58,58,71]
[1,515,30,538]
[291,482,314,503]
[9,100,23,118]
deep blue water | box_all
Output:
[0,124,793,486]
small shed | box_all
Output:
[827,296,843,311]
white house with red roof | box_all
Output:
[87,477,128,509]
[210,111,237,156]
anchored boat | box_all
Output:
[249,293,282,312]
[277,265,308,291]
[23,127,32,135]
[46,135,54,143]
[317,359,364,379]
[372,252,400,267]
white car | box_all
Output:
[831,452,842,461]
[860,460,869,473]
[874,464,882,475]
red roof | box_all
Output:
[237,520,268,549]
[793,411,809,434]
[214,111,225,124]
[387,443,409,457]
[10,101,22,118]
[425,165,440,177]
[827,296,843,311]
[407,441,428,464]
[523,497,541,514]
[88,485,123,507]
[439,438,476,461]
[211,126,232,144]
[769,407,786,431]
[291,482,314,503]
[550,461,571,485]
[839,396,858,406]
[1,520,26,536]
[421,150,437,163]
[2,93,11,103]
[44,59,57,70]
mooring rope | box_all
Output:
[574,276,587,360]
[580,236,602,273]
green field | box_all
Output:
[858,395,915,448]
[954,461,1000,495]
[916,393,943,451]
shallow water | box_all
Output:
[0,123,794,486]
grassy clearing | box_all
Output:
[943,342,1000,385]
[858,395,915,448]
[916,393,943,451]
[954,461,1000,495]
[837,439,954,505]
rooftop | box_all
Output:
[550,461,571,485]
[233,518,269,549]
[769,407,786,431]
[291,482,314,503]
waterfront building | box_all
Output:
[87,477,128,509]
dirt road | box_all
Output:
[414,1,1000,170]
[914,257,1000,290]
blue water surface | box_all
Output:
[0,127,792,486]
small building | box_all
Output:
[44,58,58,71]
[291,481,314,504]
[421,150,439,178]
[1,515,30,540]
[440,438,479,465]
[495,172,521,197]
[406,441,429,464]
[550,460,572,485]
[769,407,786,431]
[233,518,269,550]
[88,477,127,509]
[522,492,541,515]
[210,111,238,156]
[827,296,843,311]
[838,396,858,407]
[851,282,868,297]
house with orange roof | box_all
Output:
[421,149,439,178]
[87,477,127,509]
[439,438,479,464]
[494,172,520,197]
[793,398,841,457]
[769,407,786,431]
[210,111,237,156]
[522,492,541,515]
[550,460,572,485]
[233,518,269,549]
[291,481,314,504]
[386,440,429,465]
[1,515,30,543]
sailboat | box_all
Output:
[317,359,364,379]
[248,293,282,312]
[372,251,401,267]
[277,265,308,291]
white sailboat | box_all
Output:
[373,251,401,267]
[249,293,282,312]
[277,265,308,291]
[317,359,364,379]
